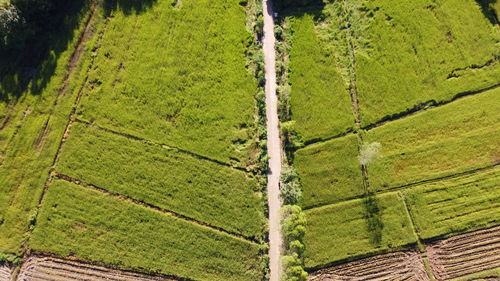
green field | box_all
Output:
[303,192,417,269]
[57,122,264,239]
[287,13,354,142]
[31,180,263,281]
[294,134,363,208]
[77,0,258,165]
[405,167,500,240]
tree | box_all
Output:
[0,4,21,47]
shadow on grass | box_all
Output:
[364,193,384,245]
[103,0,158,16]
[0,0,89,102]
[475,0,499,25]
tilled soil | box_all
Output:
[17,256,176,281]
[308,251,429,281]
[0,265,11,281]
[427,226,500,281]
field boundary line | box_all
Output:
[73,118,249,173]
[54,173,260,245]
[297,82,500,150]
[303,164,499,211]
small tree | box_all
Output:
[280,166,302,205]
[0,4,21,46]
[358,142,382,166]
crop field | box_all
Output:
[282,0,500,278]
[0,0,265,280]
[56,122,263,239]
[426,226,500,280]
[18,256,174,281]
[0,265,10,281]
[308,251,429,281]
[303,192,417,269]
[287,14,354,143]
[31,180,262,281]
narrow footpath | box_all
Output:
[262,0,283,280]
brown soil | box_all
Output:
[0,265,11,281]
[427,226,500,281]
[308,251,429,281]
[17,256,176,281]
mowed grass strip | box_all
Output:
[78,0,257,164]
[366,87,499,191]
[31,180,262,281]
[56,122,263,239]
[294,134,364,208]
[304,192,417,269]
[353,0,500,125]
[404,167,500,240]
[288,13,354,142]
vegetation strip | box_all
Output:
[74,118,247,173]
[55,173,259,244]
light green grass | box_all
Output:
[294,134,364,208]
[404,167,500,240]
[288,13,354,142]
[366,87,499,191]
[77,0,258,165]
[354,0,500,125]
[303,192,417,269]
[0,7,99,254]
[56,122,263,239]
[31,180,263,281]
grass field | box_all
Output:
[294,134,364,208]
[366,87,499,191]
[303,192,417,269]
[76,0,258,165]
[353,0,500,126]
[56,122,263,239]
[0,5,97,254]
[287,13,354,142]
[31,180,263,281]
[405,167,500,240]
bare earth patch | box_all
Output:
[17,256,176,281]
[427,226,500,280]
[308,251,429,281]
[0,264,11,281]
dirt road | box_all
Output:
[262,0,283,280]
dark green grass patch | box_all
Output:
[354,0,500,125]
[56,122,263,239]
[77,0,258,165]
[288,14,354,142]
[303,192,417,269]
[294,134,364,208]
[31,180,263,281]
[366,88,499,191]
[404,167,500,240]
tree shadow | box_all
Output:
[364,193,384,245]
[475,0,499,25]
[0,0,89,102]
[103,0,158,16]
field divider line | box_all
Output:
[302,164,499,212]
[54,173,260,245]
[297,82,500,150]
[73,118,249,174]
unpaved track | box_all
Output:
[17,256,175,281]
[427,226,500,280]
[308,251,429,281]
[0,265,11,281]
[262,0,283,280]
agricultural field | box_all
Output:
[281,0,500,279]
[0,0,266,280]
